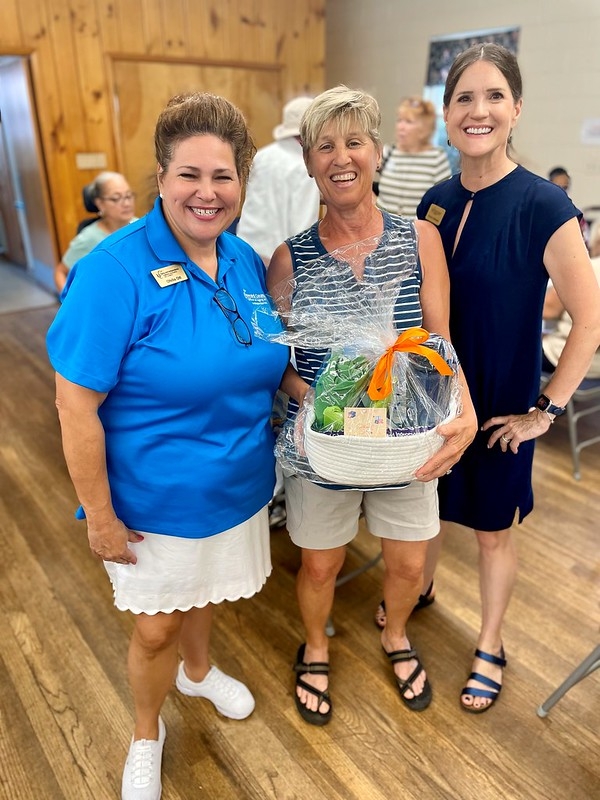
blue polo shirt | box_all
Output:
[47,198,289,538]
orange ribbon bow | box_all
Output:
[367,327,454,401]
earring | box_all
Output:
[508,133,513,145]
[447,138,452,147]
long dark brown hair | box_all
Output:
[443,43,523,108]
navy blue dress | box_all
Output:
[417,166,579,531]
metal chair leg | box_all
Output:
[537,644,600,717]
[326,551,383,637]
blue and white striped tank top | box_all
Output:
[286,210,423,414]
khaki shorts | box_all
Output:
[284,476,439,550]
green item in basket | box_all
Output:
[313,353,371,430]
[322,406,344,431]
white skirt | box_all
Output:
[103,506,271,615]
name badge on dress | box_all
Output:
[425,204,446,226]
[151,264,188,287]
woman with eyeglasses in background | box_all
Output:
[47,93,289,800]
[376,96,452,219]
[53,171,137,293]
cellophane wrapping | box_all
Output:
[253,226,461,487]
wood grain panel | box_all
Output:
[141,0,168,55]
[18,0,87,246]
[70,1,115,154]
[112,58,282,214]
[0,0,325,256]
[181,0,216,59]
[0,0,22,47]
[160,0,188,57]
[112,0,147,54]
[93,0,123,53]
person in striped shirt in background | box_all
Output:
[376,96,452,219]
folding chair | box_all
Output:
[537,644,600,717]
[325,550,383,636]
[540,373,600,479]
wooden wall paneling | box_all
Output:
[0,0,22,46]
[112,0,147,54]
[20,0,82,251]
[111,58,282,215]
[110,59,157,210]
[0,0,325,256]
[230,0,274,63]
[279,0,325,93]
[159,0,188,57]
[70,0,115,152]
[93,0,123,53]
[306,0,327,89]
[207,0,236,61]
[272,2,299,96]
[140,0,168,55]
[259,0,286,62]
[181,0,216,59]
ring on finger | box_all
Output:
[501,434,511,443]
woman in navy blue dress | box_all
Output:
[413,44,600,712]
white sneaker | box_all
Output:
[175,662,255,719]
[121,717,166,800]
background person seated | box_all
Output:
[547,165,590,247]
[54,171,136,294]
[543,219,600,378]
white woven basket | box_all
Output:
[303,404,454,486]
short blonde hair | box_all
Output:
[299,85,382,157]
[397,96,436,141]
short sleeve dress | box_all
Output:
[417,165,580,531]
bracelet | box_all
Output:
[528,406,555,424]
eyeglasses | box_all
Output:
[100,192,136,204]
[213,288,252,346]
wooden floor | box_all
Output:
[0,305,598,800]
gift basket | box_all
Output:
[253,225,461,487]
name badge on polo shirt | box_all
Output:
[425,204,446,226]
[151,264,188,287]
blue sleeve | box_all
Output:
[47,249,140,392]
[526,179,581,245]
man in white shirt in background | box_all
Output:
[237,96,321,265]
[238,97,320,528]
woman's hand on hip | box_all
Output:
[87,517,143,564]
[482,408,552,453]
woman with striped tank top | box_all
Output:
[272,86,477,725]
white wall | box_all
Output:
[325,0,600,212]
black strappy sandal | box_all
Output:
[383,646,432,711]
[293,643,332,726]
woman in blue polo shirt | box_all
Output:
[47,93,288,800]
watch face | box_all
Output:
[536,394,550,411]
